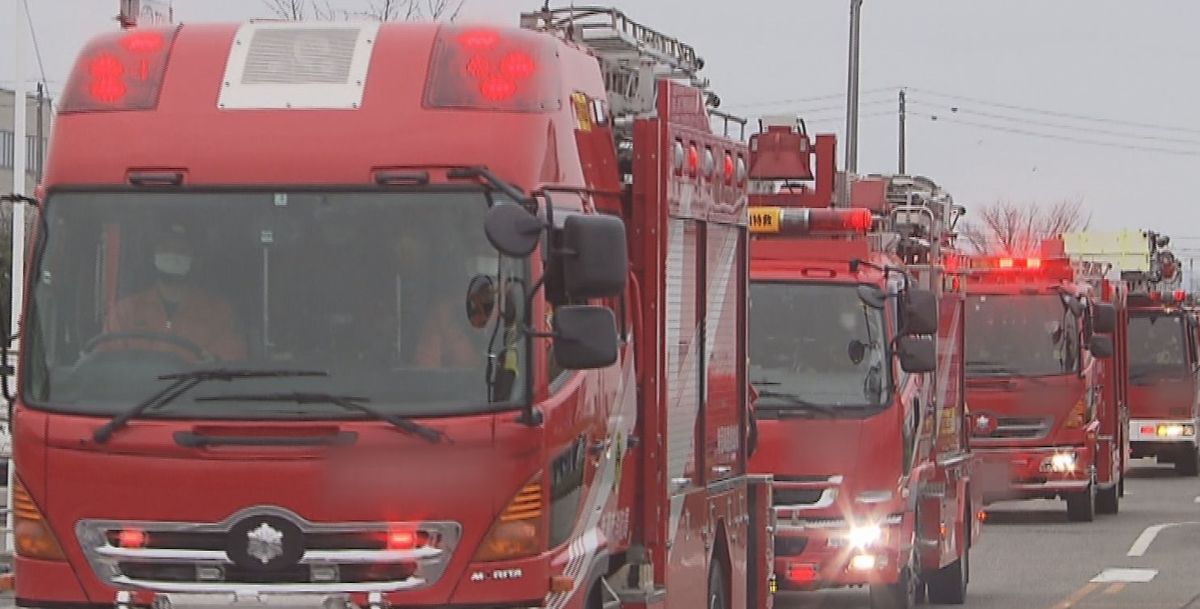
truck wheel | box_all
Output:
[1175,447,1199,477]
[869,554,917,609]
[707,562,727,609]
[926,523,968,604]
[1096,482,1119,515]
[1066,482,1096,522]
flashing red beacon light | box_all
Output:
[117,529,147,549]
[1174,290,1186,302]
[1150,292,1162,303]
[61,27,179,112]
[998,258,1014,269]
[749,206,872,236]
[723,153,735,184]
[386,528,420,551]
[426,26,558,112]
[1026,257,1041,269]
[686,144,700,177]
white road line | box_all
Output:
[1193,496,1200,503]
[1127,521,1200,557]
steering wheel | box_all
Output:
[82,331,208,361]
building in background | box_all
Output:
[1,87,52,193]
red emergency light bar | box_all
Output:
[60,26,179,112]
[426,26,561,112]
[965,255,1073,281]
[1144,289,1188,304]
[748,206,872,236]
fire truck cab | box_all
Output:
[964,240,1123,521]
[745,122,978,609]
[4,7,775,609]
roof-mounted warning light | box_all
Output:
[749,206,872,236]
[426,26,562,112]
[60,26,180,112]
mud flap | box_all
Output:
[745,474,775,609]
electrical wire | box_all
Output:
[21,0,50,87]
[907,86,1200,136]
[908,99,1200,147]
[918,113,1200,157]
[724,86,900,111]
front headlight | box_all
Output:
[1043,452,1077,473]
[847,525,883,549]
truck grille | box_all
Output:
[985,417,1051,440]
[76,507,461,593]
[772,475,841,514]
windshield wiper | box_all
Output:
[194,392,448,444]
[754,391,838,418]
[93,368,328,444]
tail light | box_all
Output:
[13,477,66,561]
[473,476,544,562]
[426,26,561,112]
[60,26,179,112]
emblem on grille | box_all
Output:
[246,522,285,564]
[975,413,998,435]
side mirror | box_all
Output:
[562,214,627,299]
[857,285,886,309]
[1088,334,1114,359]
[552,305,619,370]
[902,288,938,336]
[485,204,543,258]
[898,336,937,373]
[1091,303,1117,335]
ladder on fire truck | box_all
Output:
[519,5,746,140]
[863,173,967,270]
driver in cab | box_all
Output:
[103,223,247,363]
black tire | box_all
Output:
[1096,482,1119,515]
[1066,481,1096,522]
[1175,447,1199,477]
[926,519,968,604]
[707,562,726,609]
[869,555,918,609]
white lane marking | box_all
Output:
[1127,521,1200,557]
[1193,495,1200,503]
[1091,568,1157,583]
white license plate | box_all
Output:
[155,593,352,609]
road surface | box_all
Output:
[778,458,1200,609]
[0,458,1196,608]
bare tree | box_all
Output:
[362,0,465,21]
[261,0,349,20]
[959,199,1091,255]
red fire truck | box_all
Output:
[2,8,776,609]
[745,122,978,609]
[1116,233,1200,475]
[963,240,1124,521]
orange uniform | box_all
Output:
[414,303,477,368]
[104,285,247,362]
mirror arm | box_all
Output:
[447,166,536,211]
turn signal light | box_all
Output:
[13,477,66,561]
[1064,397,1087,428]
[473,476,544,562]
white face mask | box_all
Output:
[154,253,192,276]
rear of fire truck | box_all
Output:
[5,7,773,609]
[963,242,1121,521]
[746,122,977,609]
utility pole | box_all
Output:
[840,0,864,206]
[35,83,45,184]
[8,0,30,557]
[898,89,906,174]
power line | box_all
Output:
[920,113,1200,157]
[907,86,1200,136]
[21,0,49,87]
[724,86,899,111]
[909,99,1200,148]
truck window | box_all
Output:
[965,294,1079,377]
[23,191,529,419]
[749,282,889,409]
[1128,313,1189,380]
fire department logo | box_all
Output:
[246,523,284,564]
[226,514,304,572]
[974,413,998,436]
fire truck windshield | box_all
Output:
[23,190,529,419]
[1128,313,1189,379]
[749,282,889,409]
[965,294,1079,377]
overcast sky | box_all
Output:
[2,0,1199,260]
